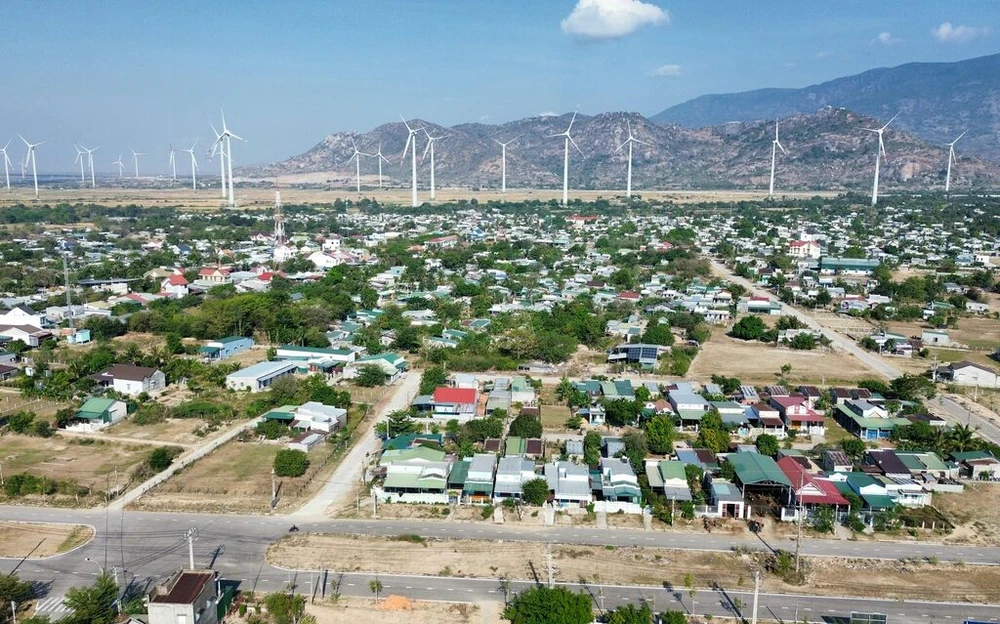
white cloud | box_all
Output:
[872,31,902,45]
[815,50,830,58]
[931,21,991,43]
[537,111,559,118]
[782,62,796,69]
[561,0,669,40]
[647,63,682,77]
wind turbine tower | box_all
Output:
[217,110,244,206]
[210,124,226,199]
[372,143,390,189]
[422,129,446,201]
[274,187,285,245]
[768,120,786,199]
[865,112,898,206]
[182,140,199,191]
[945,130,967,194]
[83,145,99,188]
[18,134,43,198]
[400,116,423,208]
[112,155,125,179]
[0,140,12,191]
[346,138,371,193]
[547,112,583,206]
[131,148,146,179]
[494,137,517,194]
[74,145,86,183]
[169,144,177,181]
[616,119,649,198]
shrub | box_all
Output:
[273,449,309,477]
[521,478,550,506]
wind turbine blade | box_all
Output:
[568,135,583,156]
[229,132,245,142]
[881,112,900,130]
[615,140,628,153]
[776,141,786,154]
[422,138,431,162]
[402,134,412,160]
[567,110,577,133]
[399,115,412,132]
[18,134,29,146]
[952,130,967,144]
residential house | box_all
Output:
[748,403,786,438]
[225,361,297,392]
[776,456,849,522]
[544,461,593,507]
[864,449,912,480]
[92,364,166,396]
[344,352,407,384]
[147,569,220,624]
[197,267,232,285]
[951,451,1000,480]
[834,399,910,440]
[160,274,190,298]
[71,397,128,430]
[706,479,746,519]
[263,401,347,433]
[644,460,692,502]
[0,324,52,347]
[463,453,497,500]
[432,387,478,422]
[596,457,641,503]
[821,450,853,473]
[0,306,46,328]
[769,396,825,436]
[788,240,821,259]
[494,456,536,500]
[942,361,999,388]
[607,343,668,368]
[921,329,949,346]
[198,336,254,362]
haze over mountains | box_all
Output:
[253,53,1000,192]
[653,53,1000,163]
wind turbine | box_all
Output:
[865,112,898,206]
[547,112,583,206]
[82,145,99,188]
[169,144,177,181]
[945,130,967,194]
[421,129,446,201]
[214,109,244,206]
[181,140,199,190]
[210,123,227,199]
[73,144,86,183]
[18,134,43,198]
[345,138,371,193]
[400,115,423,208]
[131,148,145,179]
[0,140,11,191]
[494,137,517,194]
[768,119,786,199]
[371,143,390,189]
[616,119,649,198]
[112,155,125,179]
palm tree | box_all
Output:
[368,578,383,603]
[946,423,978,453]
[121,343,143,365]
[555,376,572,403]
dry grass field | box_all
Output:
[104,418,207,446]
[934,482,1000,546]
[0,434,150,496]
[133,439,336,514]
[0,185,837,211]
[887,318,1000,351]
[0,522,94,558]
[689,332,876,385]
[268,534,1000,603]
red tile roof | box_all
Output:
[433,387,477,404]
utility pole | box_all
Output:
[186,528,198,570]
[62,254,74,328]
[271,469,277,510]
[794,471,804,575]
[750,568,760,624]
[10,600,16,624]
[545,543,553,588]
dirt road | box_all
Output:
[293,371,421,518]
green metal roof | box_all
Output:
[657,460,687,481]
[383,472,446,492]
[380,446,447,465]
[727,453,791,487]
[448,460,470,488]
[861,493,895,510]
[505,436,526,456]
[198,346,221,354]
[76,397,117,419]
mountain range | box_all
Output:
[652,53,1000,163]
[251,107,1000,193]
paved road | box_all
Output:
[711,259,1000,445]
[293,370,420,518]
[3,507,999,621]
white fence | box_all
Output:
[373,488,449,505]
[593,501,644,515]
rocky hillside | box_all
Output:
[652,53,1000,162]
[249,108,1000,192]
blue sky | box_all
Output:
[4,0,996,171]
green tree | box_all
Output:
[356,365,386,387]
[755,433,780,457]
[419,366,449,395]
[263,592,315,624]
[6,411,35,434]
[841,438,866,460]
[503,585,592,624]
[376,410,420,438]
[147,447,174,472]
[583,430,602,466]
[731,315,766,340]
[369,578,383,603]
[644,414,675,454]
[521,477,550,505]
[890,374,936,401]
[63,573,118,624]
[273,449,310,477]
[620,430,649,474]
[509,413,542,439]
[606,601,653,624]
[0,573,35,624]
[641,322,674,346]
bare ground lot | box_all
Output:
[689,332,876,385]
[887,318,1000,351]
[104,418,206,446]
[267,534,1000,604]
[934,482,1000,547]
[0,434,151,503]
[298,597,487,624]
[0,522,94,558]
[132,438,340,515]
